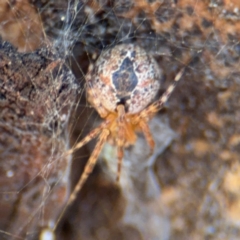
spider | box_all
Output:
[67,43,185,206]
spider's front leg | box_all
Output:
[66,121,108,156]
[139,120,155,156]
[116,104,126,182]
[55,128,110,229]
[67,128,110,206]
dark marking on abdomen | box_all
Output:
[112,57,138,100]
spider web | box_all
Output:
[1,0,240,240]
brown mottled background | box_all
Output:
[1,0,240,239]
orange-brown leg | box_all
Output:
[139,120,155,155]
[66,121,108,156]
[54,128,110,230]
[116,105,125,182]
[67,128,110,206]
[140,67,185,118]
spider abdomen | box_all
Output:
[86,44,162,116]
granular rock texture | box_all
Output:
[0,39,77,239]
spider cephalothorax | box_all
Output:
[66,43,184,205]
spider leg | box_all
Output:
[54,127,110,231]
[139,120,155,156]
[67,128,110,206]
[116,105,125,182]
[66,121,108,156]
[140,67,185,118]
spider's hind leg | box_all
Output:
[141,67,185,118]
